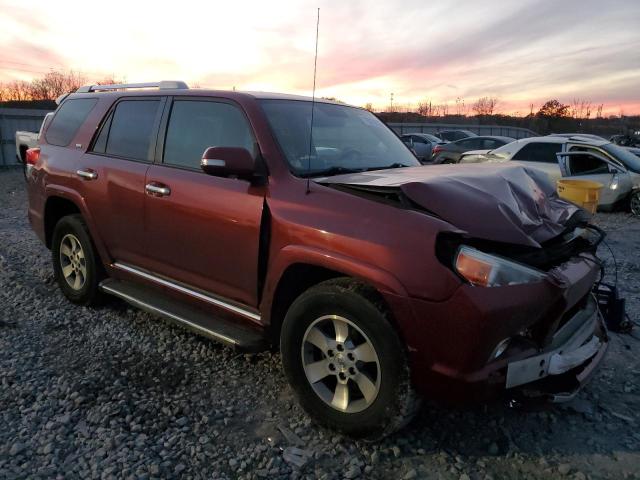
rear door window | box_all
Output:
[45,98,98,146]
[162,100,255,170]
[512,142,562,163]
[97,99,161,161]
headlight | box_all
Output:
[455,246,547,287]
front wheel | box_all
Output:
[280,279,419,440]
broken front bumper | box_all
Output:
[507,295,608,402]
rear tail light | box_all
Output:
[432,145,443,155]
[25,147,40,166]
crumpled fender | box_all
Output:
[321,164,583,248]
[399,166,580,247]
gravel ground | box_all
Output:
[0,167,639,480]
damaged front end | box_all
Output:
[320,164,610,402]
[434,223,609,402]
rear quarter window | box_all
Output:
[512,142,562,163]
[93,99,161,162]
[45,98,98,146]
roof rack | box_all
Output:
[76,80,189,93]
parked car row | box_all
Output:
[401,130,513,164]
[430,135,515,164]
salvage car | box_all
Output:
[459,135,640,211]
[431,135,514,164]
[434,129,477,141]
[400,133,446,163]
[25,82,608,439]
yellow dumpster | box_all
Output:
[556,179,603,214]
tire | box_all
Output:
[630,191,640,217]
[280,278,419,440]
[51,214,104,306]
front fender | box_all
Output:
[260,244,409,325]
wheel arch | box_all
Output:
[263,246,410,345]
[44,196,82,248]
[42,189,111,269]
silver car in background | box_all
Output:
[459,135,640,211]
[400,133,446,163]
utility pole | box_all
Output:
[390,92,394,112]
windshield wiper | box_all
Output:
[300,166,364,178]
[301,163,412,178]
[364,163,412,171]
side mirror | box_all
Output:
[201,146,262,182]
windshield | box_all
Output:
[601,143,640,173]
[260,99,420,176]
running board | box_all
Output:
[99,278,266,352]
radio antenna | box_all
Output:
[306,7,320,194]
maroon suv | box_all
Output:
[25,81,607,439]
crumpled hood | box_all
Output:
[319,164,582,247]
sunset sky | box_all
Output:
[1,0,639,115]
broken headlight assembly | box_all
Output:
[455,246,547,287]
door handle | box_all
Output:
[76,169,98,180]
[145,183,171,197]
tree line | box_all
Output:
[372,96,608,121]
[0,70,122,102]
[1,70,634,136]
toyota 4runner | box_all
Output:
[25,81,608,439]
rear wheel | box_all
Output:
[51,214,104,306]
[280,278,419,440]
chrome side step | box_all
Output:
[112,262,261,322]
[100,278,266,352]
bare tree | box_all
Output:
[472,97,499,116]
[95,76,125,85]
[570,98,593,119]
[453,97,468,116]
[431,103,449,117]
[417,100,434,117]
[4,81,32,101]
[28,70,88,100]
[364,102,374,112]
[596,104,603,119]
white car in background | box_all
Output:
[459,135,640,211]
[15,112,54,164]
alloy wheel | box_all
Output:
[301,315,381,413]
[59,233,87,290]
